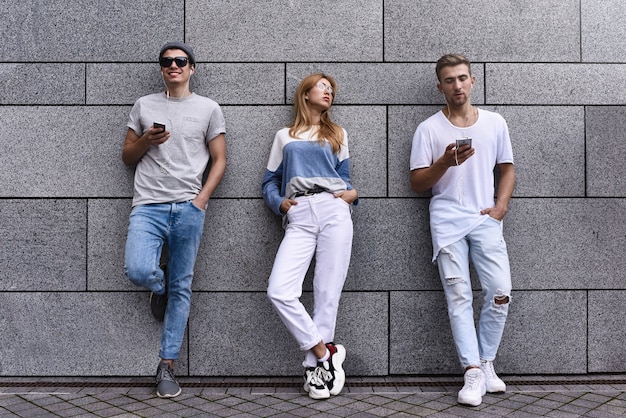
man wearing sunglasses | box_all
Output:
[122,41,226,398]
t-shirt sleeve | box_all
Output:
[410,123,434,170]
[496,116,514,164]
[206,104,226,143]
[127,100,143,136]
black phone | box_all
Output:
[153,122,166,132]
[456,137,472,149]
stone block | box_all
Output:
[285,64,485,105]
[87,64,164,105]
[0,200,86,291]
[495,106,585,197]
[384,0,580,62]
[347,199,439,291]
[189,291,388,376]
[213,106,292,199]
[88,63,285,105]
[588,291,626,372]
[582,0,626,62]
[194,64,285,105]
[390,291,458,374]
[193,199,283,291]
[88,199,133,291]
[0,1,183,61]
[186,0,382,62]
[487,64,626,105]
[0,64,84,104]
[586,106,626,197]
[0,292,185,375]
[331,106,388,198]
[506,199,626,290]
[497,291,587,374]
[0,106,133,197]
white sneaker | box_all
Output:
[458,368,486,406]
[481,360,506,393]
[303,367,330,399]
[318,343,346,396]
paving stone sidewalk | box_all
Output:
[0,375,625,417]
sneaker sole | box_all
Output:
[328,344,346,396]
[486,386,506,394]
[458,386,486,406]
[458,395,482,407]
[308,388,330,400]
[156,387,182,398]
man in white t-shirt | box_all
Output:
[410,54,515,407]
[122,41,226,399]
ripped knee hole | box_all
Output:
[445,276,464,285]
[494,295,510,305]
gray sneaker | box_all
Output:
[155,361,181,398]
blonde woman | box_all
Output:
[262,73,358,400]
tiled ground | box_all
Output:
[0,375,625,417]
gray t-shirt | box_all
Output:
[127,92,226,207]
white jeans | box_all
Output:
[436,217,512,370]
[267,192,353,367]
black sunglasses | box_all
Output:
[159,56,189,68]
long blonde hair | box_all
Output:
[289,73,344,154]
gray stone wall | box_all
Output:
[0,0,624,377]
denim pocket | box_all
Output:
[189,201,206,213]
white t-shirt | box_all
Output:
[127,92,226,207]
[410,108,514,261]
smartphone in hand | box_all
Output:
[153,122,166,132]
[456,137,472,149]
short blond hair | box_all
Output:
[436,54,471,82]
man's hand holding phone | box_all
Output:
[148,122,169,146]
[453,137,474,166]
[455,137,472,150]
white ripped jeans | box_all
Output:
[436,217,512,370]
[267,192,353,368]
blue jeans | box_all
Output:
[124,201,205,360]
[436,217,512,370]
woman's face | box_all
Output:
[304,78,334,110]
